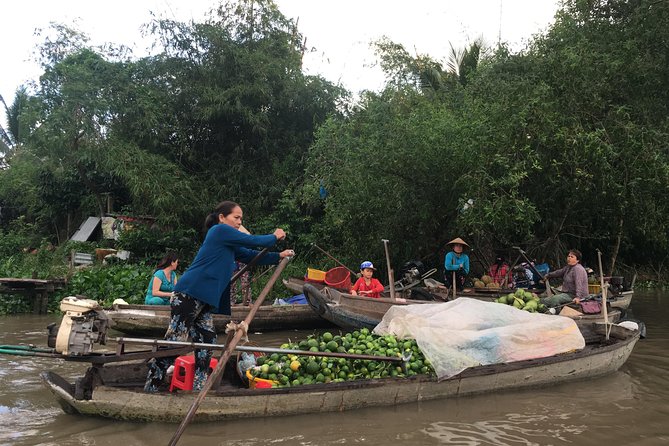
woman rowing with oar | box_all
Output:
[144,200,294,393]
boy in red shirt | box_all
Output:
[350,261,385,298]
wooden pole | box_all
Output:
[168,256,291,446]
[596,249,610,340]
[115,337,407,364]
[452,271,457,300]
[311,243,359,277]
[381,239,396,301]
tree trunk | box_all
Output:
[609,217,624,276]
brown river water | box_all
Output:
[1,289,667,446]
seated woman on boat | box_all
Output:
[540,249,589,307]
[350,261,384,298]
[144,200,294,393]
[144,252,179,305]
[444,237,470,291]
[488,253,512,287]
[513,263,535,289]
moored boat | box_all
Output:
[40,322,640,423]
[107,302,331,336]
[284,276,449,302]
[303,284,623,331]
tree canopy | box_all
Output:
[1,0,668,278]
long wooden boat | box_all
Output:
[303,284,622,331]
[284,276,449,302]
[40,322,640,423]
[609,290,633,310]
[107,302,331,336]
[288,275,633,311]
[460,288,633,310]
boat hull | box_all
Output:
[40,325,639,423]
[107,303,330,336]
[303,284,621,331]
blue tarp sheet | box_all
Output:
[273,294,307,305]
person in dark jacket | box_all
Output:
[144,201,293,392]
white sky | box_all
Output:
[1,0,559,126]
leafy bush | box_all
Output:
[117,225,199,264]
[56,263,153,307]
[0,217,47,258]
[0,295,32,314]
[0,242,70,279]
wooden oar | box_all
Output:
[381,239,397,301]
[230,247,268,284]
[596,249,610,340]
[311,243,359,277]
[512,246,558,296]
[169,256,291,446]
[115,337,409,364]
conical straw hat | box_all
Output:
[447,237,470,248]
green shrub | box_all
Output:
[55,263,153,307]
[117,226,199,264]
[0,295,32,314]
[0,217,48,258]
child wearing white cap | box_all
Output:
[350,261,384,298]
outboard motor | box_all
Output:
[608,276,625,295]
[399,260,426,285]
[47,296,111,356]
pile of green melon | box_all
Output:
[494,288,547,313]
[247,328,434,387]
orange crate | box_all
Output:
[246,369,278,389]
[306,268,326,282]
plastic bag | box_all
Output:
[580,300,601,314]
[373,298,585,380]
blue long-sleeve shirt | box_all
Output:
[174,224,280,314]
[444,252,470,274]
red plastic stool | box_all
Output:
[169,355,219,392]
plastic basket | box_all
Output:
[246,369,278,389]
[588,284,601,294]
[306,268,326,282]
[324,267,351,290]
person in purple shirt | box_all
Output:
[540,249,589,308]
[144,200,294,392]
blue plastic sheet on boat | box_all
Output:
[273,294,307,305]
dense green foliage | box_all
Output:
[299,0,669,276]
[1,0,668,312]
[54,263,153,307]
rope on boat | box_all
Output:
[225,321,249,342]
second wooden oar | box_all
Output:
[114,337,410,364]
[169,256,291,446]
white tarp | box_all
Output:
[373,297,585,380]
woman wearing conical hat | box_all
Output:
[444,237,470,291]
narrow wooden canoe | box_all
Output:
[284,276,449,301]
[609,290,633,310]
[40,322,640,423]
[288,275,633,310]
[107,302,331,336]
[303,284,622,331]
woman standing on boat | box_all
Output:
[144,252,179,305]
[144,201,293,393]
